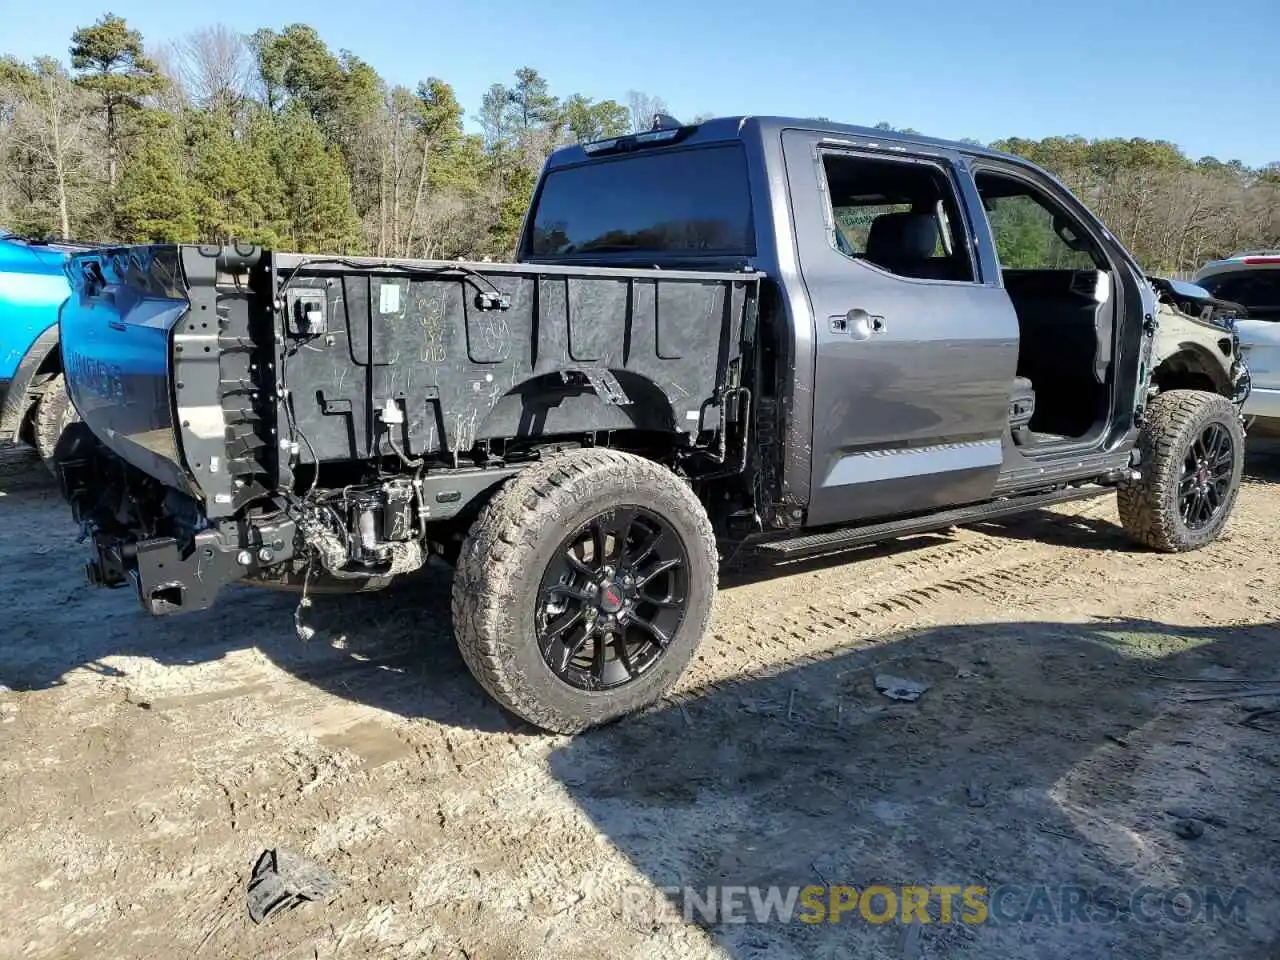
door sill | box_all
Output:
[1015,431,1107,458]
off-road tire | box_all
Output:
[32,374,79,473]
[451,449,718,734]
[1118,390,1243,552]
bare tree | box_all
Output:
[146,41,190,114]
[625,90,668,133]
[0,57,97,238]
[178,25,255,113]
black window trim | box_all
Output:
[973,176,1105,274]
[815,144,982,287]
[519,141,758,263]
[964,159,1125,280]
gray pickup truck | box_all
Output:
[54,116,1250,733]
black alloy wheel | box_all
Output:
[452,448,719,733]
[536,506,690,690]
[1179,421,1235,531]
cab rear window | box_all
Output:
[525,144,755,259]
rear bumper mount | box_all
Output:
[85,514,297,615]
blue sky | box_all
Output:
[3,0,1278,166]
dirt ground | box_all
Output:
[2,443,1280,960]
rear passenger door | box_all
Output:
[781,132,1020,526]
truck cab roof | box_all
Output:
[542,115,1019,171]
[525,116,1091,274]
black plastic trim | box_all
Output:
[756,484,1112,558]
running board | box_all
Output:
[755,485,1113,559]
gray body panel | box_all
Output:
[779,130,1019,525]
[537,118,1163,530]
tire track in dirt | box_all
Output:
[689,489,1270,691]
[6,449,1280,960]
[697,529,1079,685]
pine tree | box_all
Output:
[274,106,362,253]
[562,94,629,144]
[187,108,286,246]
[114,112,197,242]
[510,68,557,135]
[69,14,164,191]
[491,164,536,255]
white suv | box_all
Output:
[1194,252,1280,426]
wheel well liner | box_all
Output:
[1151,344,1231,396]
[472,369,684,444]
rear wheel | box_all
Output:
[1118,390,1243,552]
[451,449,718,733]
[32,374,79,473]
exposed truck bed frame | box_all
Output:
[58,245,760,613]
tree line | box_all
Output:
[2,14,1277,272]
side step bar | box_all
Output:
[756,485,1113,559]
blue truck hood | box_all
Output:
[0,233,76,380]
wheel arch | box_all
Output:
[0,325,62,444]
[1150,343,1233,397]
[472,369,682,443]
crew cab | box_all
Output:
[53,116,1250,733]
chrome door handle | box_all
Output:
[836,309,886,339]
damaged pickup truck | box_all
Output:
[54,116,1250,733]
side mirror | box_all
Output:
[1052,213,1092,253]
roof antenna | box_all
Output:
[650,113,682,131]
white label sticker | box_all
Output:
[379,282,401,314]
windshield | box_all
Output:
[524,144,755,260]
[1198,269,1280,317]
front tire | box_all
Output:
[451,449,719,734]
[1118,390,1244,552]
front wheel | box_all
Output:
[451,449,719,733]
[1118,390,1244,552]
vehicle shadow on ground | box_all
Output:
[549,618,1280,960]
[967,504,1137,551]
[719,532,952,588]
[0,465,505,724]
[1244,435,1280,483]
[1,471,1159,739]
[0,461,1229,743]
